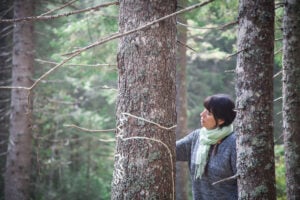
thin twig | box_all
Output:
[98,138,115,142]
[63,0,216,56]
[212,174,239,185]
[64,124,116,133]
[177,20,238,30]
[273,70,282,78]
[177,40,198,53]
[274,48,283,55]
[226,48,248,60]
[218,20,238,30]
[0,1,119,23]
[1,0,215,92]
[122,113,177,130]
[273,96,283,102]
[39,0,78,16]
[0,86,30,90]
[35,59,117,67]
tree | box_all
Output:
[175,1,189,199]
[282,0,300,199]
[4,0,35,199]
[235,1,276,199]
[111,0,177,199]
[0,0,13,197]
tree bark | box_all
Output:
[5,0,35,199]
[235,0,276,199]
[111,0,177,199]
[176,4,189,200]
[0,0,13,197]
[282,1,300,199]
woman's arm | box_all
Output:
[230,134,237,174]
[176,130,197,161]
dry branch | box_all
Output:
[177,20,238,30]
[64,124,116,133]
[0,1,119,23]
[63,0,215,56]
[39,0,78,16]
[212,174,239,185]
[0,0,215,92]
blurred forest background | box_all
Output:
[0,0,286,199]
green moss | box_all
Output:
[148,151,162,162]
[250,185,268,197]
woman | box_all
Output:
[176,94,237,200]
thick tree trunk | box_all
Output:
[282,1,300,199]
[176,5,189,200]
[111,0,177,199]
[5,0,35,199]
[235,1,276,199]
[0,0,13,197]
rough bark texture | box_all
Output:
[0,0,13,197]
[5,0,35,199]
[235,0,276,199]
[111,0,177,199]
[282,1,300,199]
[175,6,189,200]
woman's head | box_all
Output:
[201,94,236,129]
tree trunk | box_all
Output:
[5,0,35,199]
[235,1,276,199]
[0,0,13,197]
[176,4,189,200]
[111,0,177,199]
[282,1,300,199]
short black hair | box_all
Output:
[203,94,236,128]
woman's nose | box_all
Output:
[200,111,205,117]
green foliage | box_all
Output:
[31,1,118,199]
[185,0,237,129]
[275,145,286,199]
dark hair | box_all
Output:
[203,94,236,128]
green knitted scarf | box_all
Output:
[194,124,233,180]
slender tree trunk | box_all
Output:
[111,0,177,199]
[0,0,13,197]
[5,0,35,199]
[235,1,276,199]
[282,1,300,199]
[176,4,189,200]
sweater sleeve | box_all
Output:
[230,134,237,174]
[176,130,197,161]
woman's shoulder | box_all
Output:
[228,132,236,139]
[222,132,236,145]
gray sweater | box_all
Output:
[176,129,237,200]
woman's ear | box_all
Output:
[217,119,225,126]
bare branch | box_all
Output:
[0,0,215,92]
[177,40,198,53]
[39,0,78,16]
[64,124,116,133]
[274,48,282,55]
[273,96,283,102]
[212,174,239,185]
[0,1,119,23]
[226,48,248,60]
[122,113,177,130]
[63,0,216,56]
[35,58,116,67]
[273,70,282,78]
[177,20,238,30]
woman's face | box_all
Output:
[200,109,217,130]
